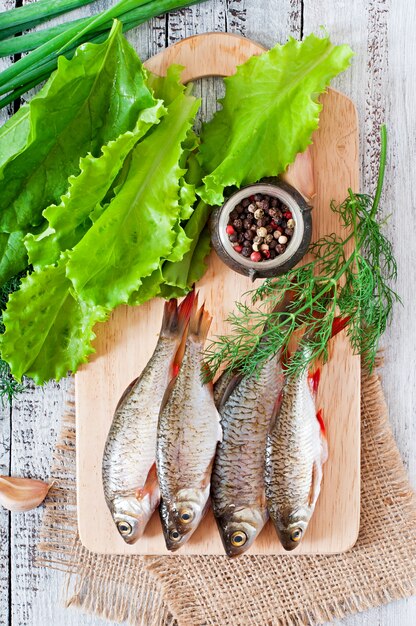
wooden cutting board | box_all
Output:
[75,33,360,556]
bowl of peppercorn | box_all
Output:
[210,179,312,280]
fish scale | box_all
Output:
[103,341,176,502]
[102,294,194,544]
[156,300,221,551]
[265,360,328,551]
[211,352,284,556]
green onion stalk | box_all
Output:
[0,0,207,108]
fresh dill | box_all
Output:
[205,125,400,380]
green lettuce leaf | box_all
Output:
[24,101,165,269]
[1,257,107,384]
[0,232,29,285]
[198,34,353,204]
[147,64,186,105]
[0,21,155,282]
[161,199,211,292]
[67,89,201,309]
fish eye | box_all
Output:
[179,508,194,524]
[169,529,182,542]
[117,520,132,536]
[290,528,303,542]
[230,530,247,547]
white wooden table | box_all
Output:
[0,1,415,624]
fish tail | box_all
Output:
[308,368,321,395]
[331,315,350,338]
[160,289,195,338]
[189,299,212,343]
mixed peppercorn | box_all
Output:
[226,193,295,262]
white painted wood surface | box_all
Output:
[0,0,415,624]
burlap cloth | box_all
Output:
[37,363,416,626]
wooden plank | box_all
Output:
[76,32,360,557]
[0,0,15,125]
[9,379,72,626]
[0,0,413,623]
[304,0,416,624]
[167,1,226,127]
[0,400,11,626]
[0,0,17,621]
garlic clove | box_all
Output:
[0,476,52,512]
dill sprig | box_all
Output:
[205,125,400,379]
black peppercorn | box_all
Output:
[229,234,238,243]
[241,198,250,208]
[275,243,286,254]
[254,193,262,202]
[243,218,253,229]
[237,233,245,243]
[229,209,239,220]
[244,230,255,241]
[233,219,243,230]
[241,246,251,257]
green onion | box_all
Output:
[0,18,88,57]
[0,0,97,41]
[0,0,206,107]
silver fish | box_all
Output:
[265,355,328,551]
[102,293,194,544]
[211,353,285,557]
[157,297,221,551]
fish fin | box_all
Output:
[159,375,178,415]
[307,461,323,508]
[317,410,329,463]
[218,373,244,410]
[188,299,212,343]
[268,388,284,431]
[331,315,350,338]
[160,289,195,338]
[281,347,291,371]
[316,408,326,436]
[308,368,321,396]
[136,463,158,500]
[172,322,189,377]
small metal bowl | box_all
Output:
[210,179,312,280]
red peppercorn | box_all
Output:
[234,244,243,253]
[270,220,279,230]
[262,250,271,259]
[250,251,262,262]
[249,195,255,202]
[226,225,235,235]
[284,211,292,219]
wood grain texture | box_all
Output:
[303,1,416,625]
[75,32,360,557]
[0,401,11,626]
[0,0,415,623]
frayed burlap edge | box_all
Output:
[143,367,416,626]
[36,389,175,626]
[36,367,416,626]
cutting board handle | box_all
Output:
[144,32,266,82]
[144,32,314,201]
